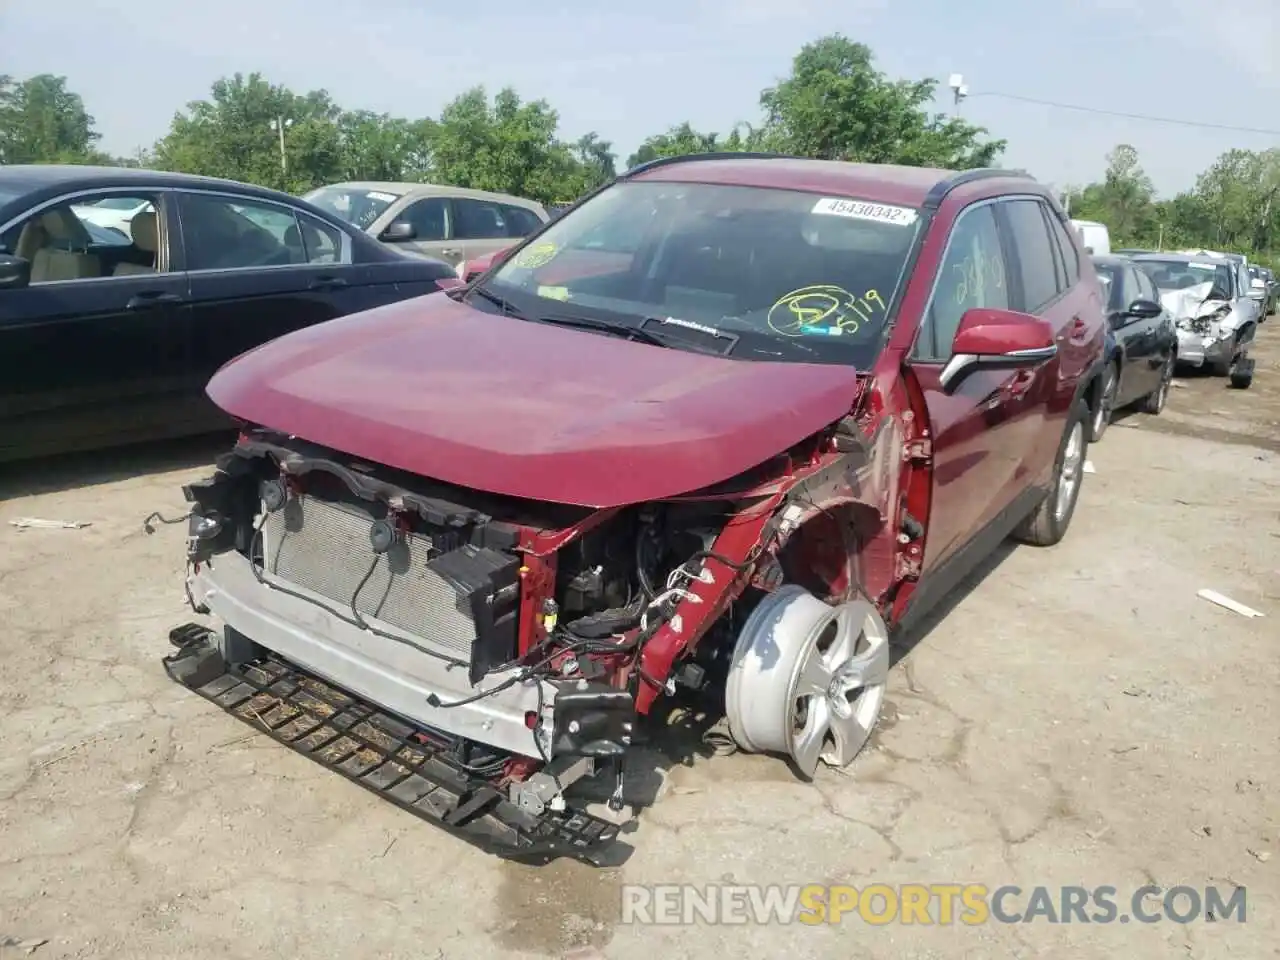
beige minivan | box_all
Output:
[302,182,549,270]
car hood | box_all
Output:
[206,295,863,508]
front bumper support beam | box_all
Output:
[162,624,624,865]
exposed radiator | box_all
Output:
[261,494,476,660]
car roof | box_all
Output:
[624,155,1036,208]
[318,180,546,211]
[0,164,302,202]
[1131,252,1230,268]
[1090,255,1130,269]
[0,164,386,246]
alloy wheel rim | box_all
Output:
[1094,369,1115,435]
[725,586,891,779]
[1054,422,1084,523]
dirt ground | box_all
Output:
[1,331,1276,960]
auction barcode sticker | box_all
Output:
[811,198,919,226]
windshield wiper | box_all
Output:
[531,313,676,349]
[469,285,527,318]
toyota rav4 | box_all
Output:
[164,155,1107,864]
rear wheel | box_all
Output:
[1013,399,1089,548]
[1139,356,1174,414]
[1090,363,1118,442]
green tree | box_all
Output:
[757,36,1004,168]
[0,73,108,164]
[624,122,754,169]
[429,86,602,203]
[153,73,345,192]
[1067,144,1156,245]
[335,111,435,183]
[569,132,617,195]
[1193,148,1280,253]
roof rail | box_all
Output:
[922,167,1034,210]
[623,151,798,178]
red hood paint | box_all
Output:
[206,295,862,508]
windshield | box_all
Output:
[1136,259,1233,297]
[303,185,400,230]
[481,181,922,365]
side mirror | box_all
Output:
[380,220,416,242]
[1126,298,1163,319]
[0,253,31,290]
[937,307,1058,394]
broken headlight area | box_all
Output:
[1174,302,1231,336]
[169,430,762,857]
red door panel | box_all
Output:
[910,363,1041,571]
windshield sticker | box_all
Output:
[512,242,559,269]
[537,285,569,301]
[767,285,887,338]
[811,198,919,227]
[660,316,722,336]
[366,191,398,203]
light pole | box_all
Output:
[948,74,969,116]
[268,115,294,176]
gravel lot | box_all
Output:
[1,332,1276,960]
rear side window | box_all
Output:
[915,203,1009,359]
[501,204,543,238]
[402,198,447,241]
[1045,210,1080,288]
[179,193,303,271]
[1002,199,1060,313]
[452,198,508,239]
[296,212,343,264]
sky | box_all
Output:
[2,0,1277,197]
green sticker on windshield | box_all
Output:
[513,242,558,269]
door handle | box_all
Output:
[308,276,348,290]
[440,248,462,258]
[125,291,183,310]
[1001,369,1036,399]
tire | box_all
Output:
[1139,356,1174,414]
[1090,362,1118,442]
[1229,358,1254,389]
[1013,399,1089,548]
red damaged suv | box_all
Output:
[165,155,1107,863]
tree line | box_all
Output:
[1066,143,1280,265]
[1,33,1275,266]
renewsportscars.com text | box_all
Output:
[620,883,1247,926]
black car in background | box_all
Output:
[1089,254,1179,441]
[0,165,457,462]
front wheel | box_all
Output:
[1229,356,1254,389]
[1013,399,1090,548]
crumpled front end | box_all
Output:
[162,379,914,863]
[1161,283,1238,368]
